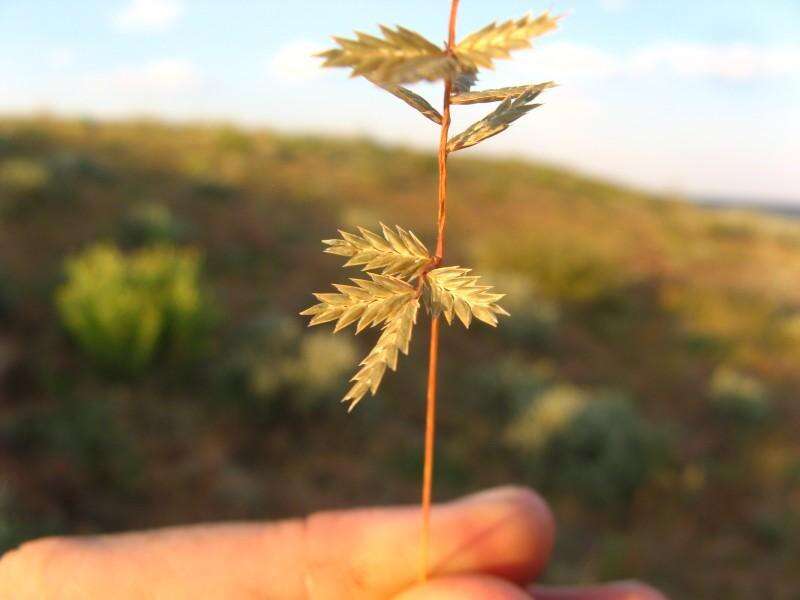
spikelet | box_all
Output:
[342,296,420,410]
[323,223,431,279]
[377,83,443,125]
[317,25,457,85]
[451,81,555,105]
[309,6,561,411]
[300,273,416,334]
[447,86,543,153]
[425,266,509,328]
[302,224,510,407]
[454,11,559,71]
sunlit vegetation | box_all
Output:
[1,117,799,598]
[56,243,215,376]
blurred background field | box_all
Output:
[2,117,800,598]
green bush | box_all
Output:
[481,233,629,305]
[3,398,142,492]
[464,357,553,417]
[706,214,758,240]
[0,158,50,215]
[0,158,49,196]
[507,387,664,507]
[485,272,559,348]
[221,312,357,419]
[47,150,108,180]
[0,134,11,157]
[118,203,188,247]
[215,126,254,155]
[506,384,589,450]
[56,243,215,376]
[709,366,770,426]
[0,483,61,555]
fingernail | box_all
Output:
[453,485,527,505]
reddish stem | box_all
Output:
[420,0,459,583]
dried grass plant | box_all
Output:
[301,1,559,581]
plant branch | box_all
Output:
[420,0,459,584]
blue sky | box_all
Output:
[1,0,798,201]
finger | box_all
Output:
[306,485,555,598]
[530,581,669,600]
[0,486,554,600]
[0,520,310,600]
[394,575,531,600]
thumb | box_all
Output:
[394,575,530,599]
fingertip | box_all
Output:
[444,485,555,582]
[394,575,530,600]
[303,485,556,597]
[457,486,555,535]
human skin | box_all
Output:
[0,486,666,599]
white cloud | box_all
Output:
[263,37,800,91]
[0,57,205,120]
[507,41,800,83]
[113,0,183,32]
[510,42,620,81]
[84,59,201,94]
[47,48,75,69]
[267,40,325,83]
[631,42,800,80]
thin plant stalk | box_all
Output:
[309,1,557,582]
[419,0,460,583]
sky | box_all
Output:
[1,0,798,202]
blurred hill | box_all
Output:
[700,197,800,220]
[1,117,800,598]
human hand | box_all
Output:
[0,486,666,599]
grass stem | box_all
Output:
[419,0,460,583]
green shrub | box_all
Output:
[750,510,792,550]
[191,179,236,201]
[0,158,50,215]
[0,158,49,195]
[0,483,61,555]
[221,312,357,419]
[481,233,629,305]
[485,272,559,348]
[0,134,11,157]
[215,126,254,154]
[709,366,770,426]
[0,152,107,212]
[508,387,664,507]
[706,214,758,240]
[464,357,553,416]
[118,203,188,247]
[56,243,215,376]
[3,398,142,492]
[506,384,588,450]
[46,151,112,187]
